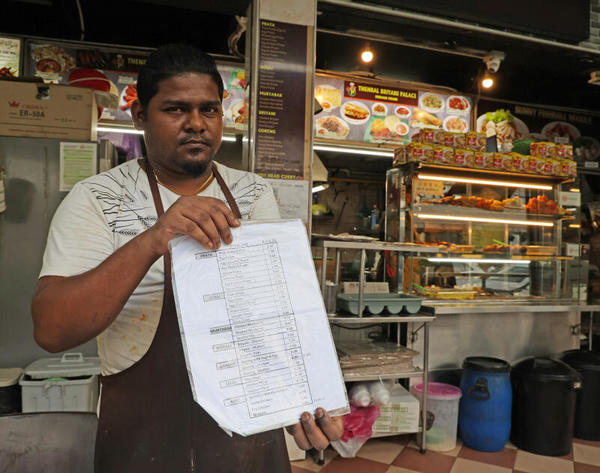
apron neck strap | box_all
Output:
[145,158,165,218]
[144,159,241,220]
[211,162,242,219]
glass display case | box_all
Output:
[385,162,584,302]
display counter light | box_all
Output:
[417,174,553,191]
[416,213,554,227]
[313,144,394,157]
[427,257,531,264]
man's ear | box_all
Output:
[131,100,145,130]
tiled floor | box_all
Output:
[290,436,600,473]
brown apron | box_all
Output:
[94,161,291,473]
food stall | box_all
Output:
[310,70,600,375]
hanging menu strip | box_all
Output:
[255,20,308,180]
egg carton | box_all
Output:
[336,293,422,316]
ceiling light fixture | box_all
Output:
[360,46,374,64]
[481,75,494,89]
[95,126,240,142]
[96,126,144,135]
[312,183,330,193]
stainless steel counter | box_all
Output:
[422,301,600,315]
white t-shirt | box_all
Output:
[40,159,280,375]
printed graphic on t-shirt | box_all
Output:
[80,161,269,238]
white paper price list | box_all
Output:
[217,240,312,418]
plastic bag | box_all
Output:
[331,404,380,458]
[331,437,365,458]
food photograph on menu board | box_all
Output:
[25,41,247,129]
[313,75,473,146]
[0,37,21,78]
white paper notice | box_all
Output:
[59,142,97,191]
[267,179,310,223]
[170,219,349,436]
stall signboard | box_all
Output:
[314,74,472,146]
[24,41,247,130]
[0,37,21,78]
[477,98,600,163]
[254,19,309,179]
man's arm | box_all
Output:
[32,194,240,352]
[32,230,160,352]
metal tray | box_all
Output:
[336,293,423,315]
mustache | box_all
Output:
[177,135,213,146]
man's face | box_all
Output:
[132,72,223,177]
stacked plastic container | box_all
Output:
[411,382,462,452]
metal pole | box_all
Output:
[590,312,594,351]
[420,321,429,453]
[358,249,366,317]
[321,246,328,295]
[335,249,341,285]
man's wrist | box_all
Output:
[136,228,166,261]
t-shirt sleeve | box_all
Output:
[249,179,281,220]
[39,183,114,278]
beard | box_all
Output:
[180,159,211,177]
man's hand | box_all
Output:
[146,195,240,254]
[286,408,344,451]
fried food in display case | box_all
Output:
[385,162,581,302]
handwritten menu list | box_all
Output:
[255,20,307,179]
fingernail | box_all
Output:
[207,242,213,249]
[301,413,309,422]
[234,219,241,226]
[316,408,324,418]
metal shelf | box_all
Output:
[312,237,443,253]
[372,428,422,438]
[314,238,433,452]
[343,369,424,382]
[414,203,572,223]
[421,302,600,315]
[329,314,435,323]
[399,161,573,185]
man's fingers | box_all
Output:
[185,224,214,249]
[286,423,311,451]
[210,211,233,245]
[199,198,240,229]
[183,210,222,249]
[315,408,343,441]
[301,412,330,450]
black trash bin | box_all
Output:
[560,350,600,441]
[511,357,582,456]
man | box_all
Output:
[31,44,342,472]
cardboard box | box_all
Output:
[372,384,420,433]
[0,80,97,141]
[343,282,389,294]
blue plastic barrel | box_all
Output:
[459,356,512,452]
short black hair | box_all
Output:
[137,44,224,109]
